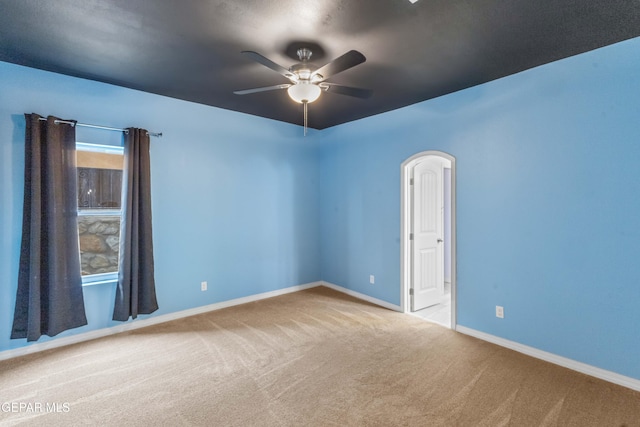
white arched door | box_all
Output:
[411,158,445,311]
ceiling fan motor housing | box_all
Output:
[290,62,321,81]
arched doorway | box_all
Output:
[401,151,457,329]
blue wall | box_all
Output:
[318,37,640,379]
[2,36,640,381]
[0,61,321,352]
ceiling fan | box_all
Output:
[234,48,372,135]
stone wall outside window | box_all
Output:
[78,215,120,276]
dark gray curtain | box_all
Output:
[12,114,88,341]
[113,128,158,321]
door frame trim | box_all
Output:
[400,150,457,329]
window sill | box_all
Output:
[82,272,118,287]
[82,278,117,287]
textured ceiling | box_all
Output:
[1,0,639,129]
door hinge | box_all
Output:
[410,178,414,185]
[409,288,414,296]
[409,233,414,240]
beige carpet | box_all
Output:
[1,287,639,426]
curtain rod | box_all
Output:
[38,118,162,138]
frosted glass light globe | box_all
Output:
[287,82,321,103]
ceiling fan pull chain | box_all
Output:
[303,101,308,136]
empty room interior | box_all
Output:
[1,1,640,425]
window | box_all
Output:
[76,142,124,284]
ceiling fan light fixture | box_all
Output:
[235,48,370,135]
[287,82,321,103]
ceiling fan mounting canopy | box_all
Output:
[296,47,313,62]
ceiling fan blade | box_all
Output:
[312,50,366,81]
[241,51,296,81]
[234,84,291,95]
[320,83,372,99]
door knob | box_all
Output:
[437,239,443,243]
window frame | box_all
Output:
[76,141,125,286]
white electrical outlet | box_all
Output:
[496,306,504,318]
[201,281,207,291]
[369,275,375,284]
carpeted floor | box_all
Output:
[1,286,639,426]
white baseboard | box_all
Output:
[456,325,640,392]
[321,281,402,312]
[0,281,323,362]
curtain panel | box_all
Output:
[113,128,158,321]
[12,114,88,341]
